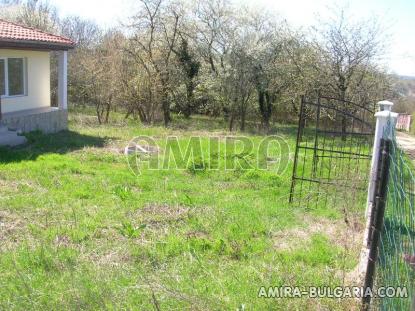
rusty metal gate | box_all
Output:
[289,95,376,210]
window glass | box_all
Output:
[0,60,4,96]
[8,58,24,96]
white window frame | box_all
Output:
[0,57,27,98]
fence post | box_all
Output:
[365,101,397,218]
[359,101,397,310]
[362,138,392,310]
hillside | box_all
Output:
[393,76,415,113]
[396,76,415,96]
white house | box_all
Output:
[0,19,75,135]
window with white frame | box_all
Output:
[0,58,26,97]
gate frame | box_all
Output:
[289,94,376,206]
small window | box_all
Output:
[0,57,26,97]
[8,58,25,96]
[0,59,4,96]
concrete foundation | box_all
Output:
[0,125,27,146]
[2,107,68,134]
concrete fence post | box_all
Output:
[365,101,398,218]
[359,100,398,301]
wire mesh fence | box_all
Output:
[289,97,415,309]
[374,125,415,310]
[289,95,375,210]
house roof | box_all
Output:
[0,19,75,50]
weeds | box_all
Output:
[0,112,366,310]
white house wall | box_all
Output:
[0,49,51,113]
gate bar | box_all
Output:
[289,95,305,203]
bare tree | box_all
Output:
[74,31,124,123]
[0,0,59,32]
[126,0,182,126]
[60,16,101,49]
[194,0,233,76]
[311,8,389,137]
[314,8,387,102]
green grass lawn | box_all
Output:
[0,111,365,310]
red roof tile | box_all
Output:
[0,19,75,48]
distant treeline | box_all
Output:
[1,0,402,131]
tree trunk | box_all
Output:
[258,90,271,133]
[125,108,133,120]
[162,94,171,127]
[240,105,246,131]
[160,76,171,126]
[96,102,103,124]
[208,54,216,74]
[137,106,148,124]
[184,81,194,119]
[229,113,235,132]
[340,88,347,141]
[104,102,111,123]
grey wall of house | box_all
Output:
[2,110,67,133]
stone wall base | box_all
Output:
[2,109,68,134]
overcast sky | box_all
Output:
[49,0,415,77]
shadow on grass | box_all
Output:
[0,130,112,164]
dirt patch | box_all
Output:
[85,248,132,267]
[0,179,47,195]
[273,214,366,287]
[53,235,72,248]
[0,179,20,192]
[273,215,364,252]
[125,204,215,243]
[186,230,209,239]
[0,209,64,251]
[73,144,123,156]
[0,210,25,240]
[0,210,31,251]
[132,203,192,229]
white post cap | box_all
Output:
[378,100,393,112]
